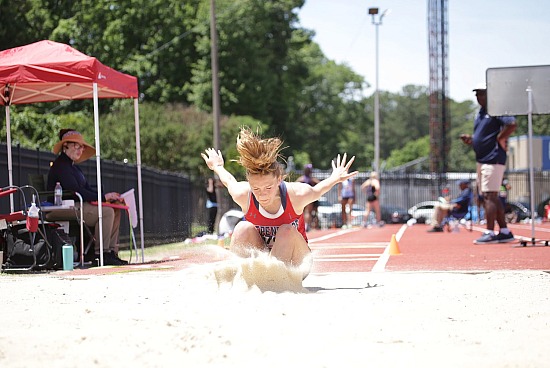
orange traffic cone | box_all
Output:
[389,234,401,255]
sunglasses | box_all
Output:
[69,142,85,150]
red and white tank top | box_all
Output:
[244,181,307,249]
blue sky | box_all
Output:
[297,0,550,102]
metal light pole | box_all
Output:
[210,0,221,150]
[368,8,389,172]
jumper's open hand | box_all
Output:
[201,148,224,170]
[330,153,358,183]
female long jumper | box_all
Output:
[201,127,357,278]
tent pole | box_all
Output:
[93,83,105,266]
[133,98,145,262]
[5,104,14,212]
[527,86,536,244]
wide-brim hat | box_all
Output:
[52,130,96,163]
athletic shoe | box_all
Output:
[473,232,499,244]
[427,226,443,233]
[495,232,515,243]
[110,250,129,265]
[93,252,127,266]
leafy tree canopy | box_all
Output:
[6,0,546,179]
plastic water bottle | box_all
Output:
[26,199,40,232]
[54,182,63,206]
[62,245,74,271]
[451,219,460,233]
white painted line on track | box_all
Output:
[310,234,388,268]
[508,223,550,233]
[310,243,387,249]
[314,258,380,262]
[308,228,360,243]
[314,253,384,258]
[371,224,408,273]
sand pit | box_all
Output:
[211,250,309,293]
[0,258,549,367]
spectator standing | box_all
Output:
[499,178,511,208]
[206,176,220,234]
[361,171,382,227]
[460,83,517,244]
[296,164,320,231]
[338,178,355,229]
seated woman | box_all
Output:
[47,129,127,266]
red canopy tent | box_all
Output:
[0,40,144,265]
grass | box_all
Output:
[118,221,215,261]
[118,237,219,263]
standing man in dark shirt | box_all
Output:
[460,83,517,244]
[47,129,127,265]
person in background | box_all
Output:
[47,129,127,266]
[461,83,517,244]
[499,178,511,208]
[500,178,515,223]
[338,177,355,229]
[361,171,382,227]
[201,127,357,278]
[296,164,320,231]
[427,180,472,232]
[206,176,220,234]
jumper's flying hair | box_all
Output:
[236,127,286,177]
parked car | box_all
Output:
[317,197,365,228]
[381,205,412,224]
[408,201,439,224]
[365,204,411,224]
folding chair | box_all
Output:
[441,210,472,232]
[441,191,474,232]
[27,174,96,266]
[1,185,56,271]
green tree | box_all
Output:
[377,85,430,161]
[2,0,491,175]
[99,101,267,179]
[188,0,305,124]
[385,136,430,169]
[49,0,202,104]
[285,41,368,169]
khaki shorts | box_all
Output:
[476,163,505,193]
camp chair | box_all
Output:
[1,185,55,271]
[27,174,95,266]
[441,192,474,232]
[0,187,26,223]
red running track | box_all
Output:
[308,222,550,273]
[62,222,550,277]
